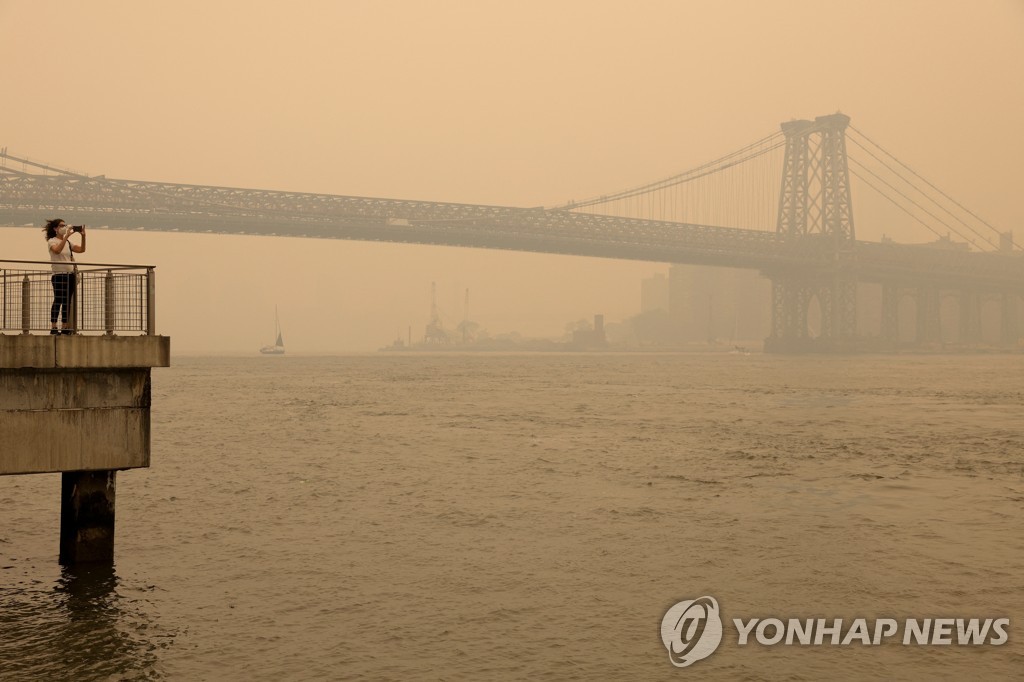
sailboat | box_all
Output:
[260,307,286,355]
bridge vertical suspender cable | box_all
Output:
[554,132,784,210]
[556,131,785,231]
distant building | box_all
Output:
[668,265,770,345]
[640,273,670,313]
[572,314,607,348]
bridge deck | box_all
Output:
[2,170,1022,290]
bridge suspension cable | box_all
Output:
[848,163,971,246]
[0,150,91,179]
[848,155,987,247]
[555,131,785,231]
[555,131,784,209]
[847,126,1015,251]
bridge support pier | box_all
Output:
[959,290,982,345]
[881,283,901,344]
[767,278,810,351]
[831,277,859,343]
[1002,292,1019,347]
[765,275,857,352]
[916,286,942,345]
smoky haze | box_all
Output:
[1,0,1021,353]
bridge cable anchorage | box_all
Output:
[848,126,1016,251]
[554,131,784,211]
[848,156,988,250]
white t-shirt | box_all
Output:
[48,236,74,273]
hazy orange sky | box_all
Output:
[2,0,1022,352]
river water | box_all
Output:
[1,353,1021,680]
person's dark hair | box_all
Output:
[44,218,64,240]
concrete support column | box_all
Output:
[959,290,982,345]
[916,286,942,344]
[1002,292,1019,348]
[830,277,858,341]
[767,277,810,352]
[881,283,900,343]
[60,470,116,565]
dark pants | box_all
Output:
[50,273,76,326]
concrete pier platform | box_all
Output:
[1,334,169,564]
[0,335,169,475]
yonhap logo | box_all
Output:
[660,596,724,668]
[658,595,1010,669]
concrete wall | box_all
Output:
[0,335,170,370]
[0,335,169,475]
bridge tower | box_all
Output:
[766,113,858,352]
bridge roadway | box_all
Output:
[1,171,1021,291]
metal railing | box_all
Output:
[0,260,155,335]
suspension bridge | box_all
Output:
[2,113,1021,351]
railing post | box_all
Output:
[146,268,156,335]
[21,275,32,334]
[104,270,115,335]
[69,272,79,334]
